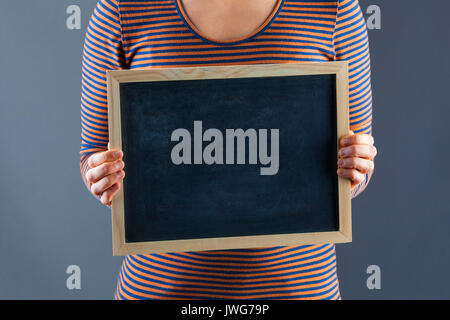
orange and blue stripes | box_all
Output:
[115,244,341,300]
[80,0,372,299]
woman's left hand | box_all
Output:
[337,132,377,188]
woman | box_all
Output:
[80,0,376,299]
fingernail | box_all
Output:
[338,149,344,156]
[114,151,122,158]
[116,161,122,169]
[338,159,343,166]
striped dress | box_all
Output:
[80,0,373,300]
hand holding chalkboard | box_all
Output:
[85,149,125,206]
[84,133,376,210]
[337,132,377,189]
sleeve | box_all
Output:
[333,0,373,199]
[79,0,126,197]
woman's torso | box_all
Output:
[109,0,365,300]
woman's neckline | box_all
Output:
[174,0,285,46]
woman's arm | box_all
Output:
[80,0,126,203]
[334,0,375,199]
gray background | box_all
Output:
[0,0,448,299]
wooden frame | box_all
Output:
[107,62,350,256]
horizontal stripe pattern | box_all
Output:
[80,0,373,300]
[115,244,341,299]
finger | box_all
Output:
[340,133,374,147]
[337,168,365,185]
[338,157,374,173]
[88,149,123,169]
[86,160,124,184]
[100,182,120,206]
[91,170,125,196]
[339,144,377,160]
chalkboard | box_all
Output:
[107,62,351,256]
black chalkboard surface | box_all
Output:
[107,62,351,255]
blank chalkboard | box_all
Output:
[107,62,351,256]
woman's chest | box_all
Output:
[119,0,338,68]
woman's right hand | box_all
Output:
[86,149,125,206]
